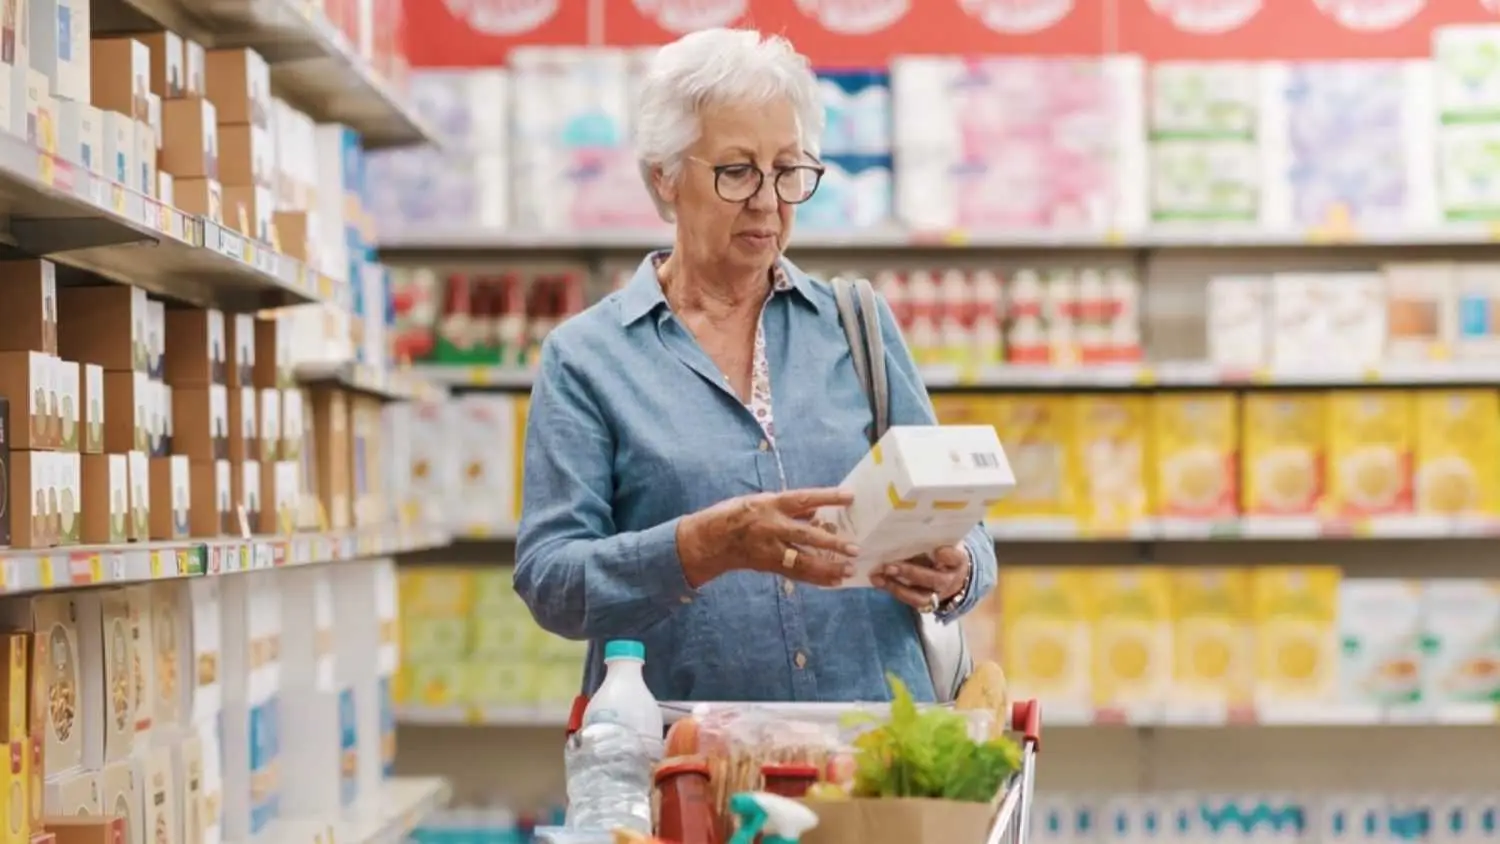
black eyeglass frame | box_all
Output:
[688,156,827,205]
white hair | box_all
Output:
[634,29,824,222]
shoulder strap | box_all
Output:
[832,276,889,443]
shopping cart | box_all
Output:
[651,698,1043,844]
[987,700,1042,844]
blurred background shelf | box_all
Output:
[94,0,438,147]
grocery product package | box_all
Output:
[660,701,996,837]
[802,797,997,844]
[811,425,1015,586]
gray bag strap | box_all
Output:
[832,276,888,442]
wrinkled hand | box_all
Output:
[870,544,970,612]
[678,488,859,588]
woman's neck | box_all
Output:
[658,250,770,320]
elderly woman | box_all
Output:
[514,28,997,703]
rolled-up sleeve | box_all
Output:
[513,336,697,641]
[871,294,998,619]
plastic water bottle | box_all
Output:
[564,640,663,833]
[583,640,664,738]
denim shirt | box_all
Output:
[513,254,998,703]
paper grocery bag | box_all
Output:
[801,797,995,844]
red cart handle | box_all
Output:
[1010,700,1041,751]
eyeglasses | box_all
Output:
[689,157,825,205]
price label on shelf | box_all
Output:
[37,152,54,187]
[88,554,104,583]
[150,551,164,578]
[38,557,53,588]
[108,553,125,582]
[110,184,126,215]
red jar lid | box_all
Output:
[655,755,712,783]
[761,762,819,779]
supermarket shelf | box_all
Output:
[0,523,450,595]
[398,702,1500,730]
[0,129,343,310]
[376,223,1500,254]
[410,360,1500,393]
[454,514,1500,544]
[397,705,570,728]
[98,0,438,148]
[243,776,452,844]
[297,361,449,403]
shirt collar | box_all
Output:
[616,250,826,326]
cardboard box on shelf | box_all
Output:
[90,38,150,122]
[9,451,53,548]
[171,384,228,462]
[127,450,149,541]
[41,816,126,844]
[81,365,103,455]
[101,370,148,454]
[58,451,80,546]
[223,184,272,242]
[148,455,189,540]
[55,359,78,453]
[163,308,227,387]
[205,47,268,126]
[228,314,256,388]
[97,758,140,844]
[0,260,57,356]
[252,316,290,389]
[310,388,349,530]
[174,176,223,224]
[159,97,218,180]
[80,453,128,544]
[0,352,50,449]
[232,459,261,533]
[43,771,102,815]
[227,386,257,464]
[58,286,148,374]
[135,31,184,99]
[189,459,232,537]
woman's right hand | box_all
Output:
[676,488,859,588]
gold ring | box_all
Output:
[782,547,799,570]
[923,592,940,614]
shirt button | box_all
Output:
[781,579,795,597]
[794,651,808,669]
[758,439,769,451]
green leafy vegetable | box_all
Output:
[849,674,1021,803]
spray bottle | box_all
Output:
[727,792,820,844]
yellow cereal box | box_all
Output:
[514,395,530,523]
[1072,395,1150,533]
[1414,389,1500,517]
[398,568,475,617]
[986,395,1076,520]
[1150,392,1239,518]
[1171,568,1253,706]
[1089,567,1172,708]
[1000,568,1091,709]
[1242,392,1326,516]
[1327,390,1414,517]
[1251,566,1342,705]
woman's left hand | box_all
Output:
[869,544,970,614]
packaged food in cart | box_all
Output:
[649,667,1040,844]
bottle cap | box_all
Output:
[604,639,646,661]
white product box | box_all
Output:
[1206,274,1270,369]
[220,571,281,840]
[99,108,132,185]
[815,425,1014,586]
[1422,580,1500,713]
[1338,579,1424,709]
[279,567,342,817]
